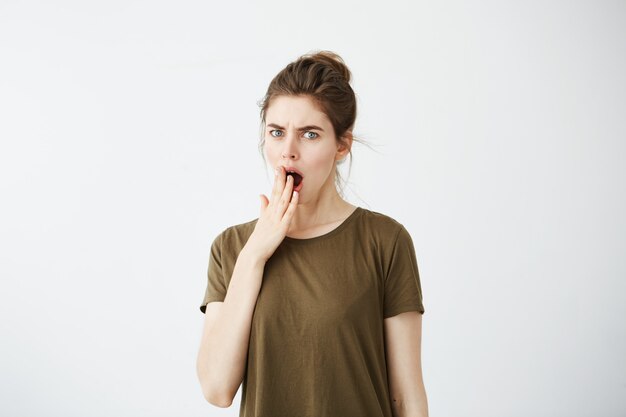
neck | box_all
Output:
[288,180,354,233]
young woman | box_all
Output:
[196,50,428,417]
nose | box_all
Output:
[281,132,298,160]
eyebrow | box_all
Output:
[267,123,325,132]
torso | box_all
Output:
[286,204,358,239]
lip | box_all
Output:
[281,166,304,178]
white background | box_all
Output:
[1,1,624,416]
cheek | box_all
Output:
[263,143,280,164]
[306,151,338,179]
[312,148,338,168]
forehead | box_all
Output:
[265,95,330,126]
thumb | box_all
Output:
[259,194,269,211]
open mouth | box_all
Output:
[285,170,304,192]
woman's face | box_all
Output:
[263,95,349,199]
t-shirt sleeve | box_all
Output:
[383,225,425,318]
[199,231,227,314]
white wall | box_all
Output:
[1,1,624,416]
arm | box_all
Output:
[196,248,265,407]
[384,311,429,417]
[196,166,299,407]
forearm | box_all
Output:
[390,386,429,417]
[197,248,265,405]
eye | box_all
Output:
[269,129,283,138]
[304,131,319,140]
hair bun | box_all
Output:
[300,50,352,83]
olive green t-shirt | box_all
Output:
[200,207,425,417]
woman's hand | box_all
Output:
[244,166,299,262]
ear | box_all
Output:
[335,131,353,161]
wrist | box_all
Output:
[239,246,267,266]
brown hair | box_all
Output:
[257,50,364,198]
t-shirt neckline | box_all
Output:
[283,206,363,244]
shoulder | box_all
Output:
[358,208,407,238]
[355,208,414,253]
[223,217,258,239]
[212,217,259,249]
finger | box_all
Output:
[277,174,294,211]
[282,190,299,222]
[271,166,285,203]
